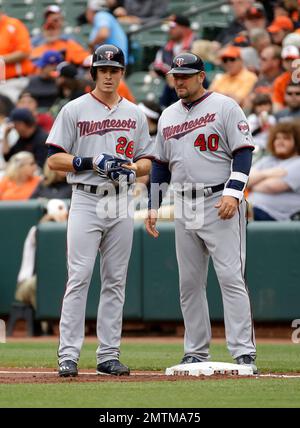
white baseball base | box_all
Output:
[165,362,255,376]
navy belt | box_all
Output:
[181,183,225,198]
[75,183,120,195]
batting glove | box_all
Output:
[93,153,130,178]
[108,168,136,185]
[93,154,130,177]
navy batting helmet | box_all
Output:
[90,44,125,81]
[168,52,204,75]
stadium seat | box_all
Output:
[126,71,164,103]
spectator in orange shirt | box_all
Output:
[209,46,258,106]
[118,79,136,103]
[0,151,41,201]
[0,10,34,102]
[31,5,90,66]
[272,45,299,111]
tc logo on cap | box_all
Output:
[105,51,114,60]
[175,57,185,67]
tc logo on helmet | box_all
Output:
[105,51,114,60]
[175,57,185,67]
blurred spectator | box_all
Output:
[17,92,54,133]
[0,96,18,173]
[113,0,169,24]
[273,0,300,26]
[153,15,195,77]
[135,100,162,199]
[244,2,268,32]
[268,15,294,45]
[241,28,271,73]
[253,45,282,95]
[274,0,290,18]
[3,109,48,168]
[106,1,124,14]
[32,5,67,46]
[0,151,41,201]
[248,121,300,220]
[31,5,90,66]
[50,63,86,117]
[272,45,299,111]
[138,100,161,141]
[0,9,34,102]
[282,32,300,48]
[153,15,196,108]
[30,163,72,200]
[191,40,219,69]
[275,81,300,121]
[247,93,276,150]
[209,46,258,105]
[24,51,63,108]
[14,198,68,310]
[118,79,136,103]
[216,0,255,46]
[86,0,128,62]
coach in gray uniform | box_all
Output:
[146,52,257,373]
[47,44,154,377]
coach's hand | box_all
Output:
[121,162,138,173]
[145,209,159,238]
[215,196,238,220]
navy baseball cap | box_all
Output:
[169,15,191,28]
[36,50,63,68]
[57,62,78,78]
[9,108,36,125]
[168,52,205,75]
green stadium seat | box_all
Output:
[126,71,164,103]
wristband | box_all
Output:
[73,157,93,172]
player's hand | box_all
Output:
[215,196,238,220]
[145,209,159,238]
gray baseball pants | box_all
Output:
[58,188,134,365]
[174,194,256,360]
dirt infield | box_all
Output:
[1,368,300,384]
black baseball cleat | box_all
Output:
[96,359,130,376]
[180,355,205,364]
[235,354,258,374]
[58,360,78,377]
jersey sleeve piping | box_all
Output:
[46,142,68,152]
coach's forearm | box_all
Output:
[47,153,76,172]
[135,158,152,177]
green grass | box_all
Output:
[0,342,300,373]
[0,341,300,407]
[1,379,300,408]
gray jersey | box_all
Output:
[155,92,254,187]
[46,93,154,185]
[250,155,300,220]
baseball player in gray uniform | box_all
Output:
[146,52,257,373]
[47,44,154,377]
